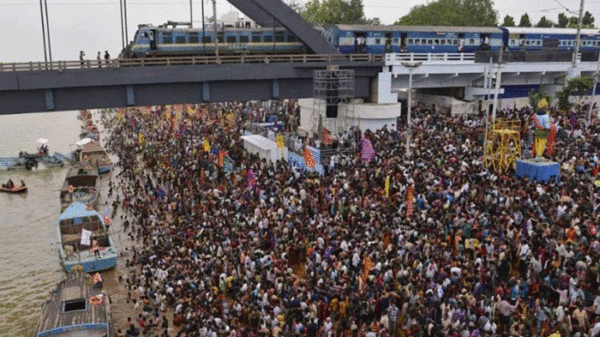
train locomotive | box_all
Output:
[128,22,600,58]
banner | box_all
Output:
[203,139,211,152]
[276,134,285,149]
[81,229,92,246]
[385,176,390,198]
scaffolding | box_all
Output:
[484,119,522,174]
[312,68,356,159]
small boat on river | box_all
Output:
[35,269,113,336]
[57,202,117,273]
[0,184,27,193]
[59,166,100,212]
[76,139,112,174]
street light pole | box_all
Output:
[120,0,125,50]
[44,0,52,62]
[212,0,219,57]
[589,52,600,122]
[401,61,422,157]
[39,0,48,63]
[190,0,193,28]
[491,44,504,122]
[573,0,585,67]
[124,0,129,45]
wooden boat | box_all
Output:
[0,184,27,193]
[59,166,100,212]
[79,141,112,174]
[57,202,117,273]
[36,270,113,336]
[0,152,66,170]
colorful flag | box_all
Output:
[385,176,390,198]
[138,132,144,145]
[203,139,210,152]
[104,207,111,225]
[224,156,234,174]
[362,255,372,286]
[227,112,235,126]
[218,149,226,167]
[276,134,285,149]
[322,127,333,145]
[406,186,414,217]
[360,137,375,162]
[248,169,257,189]
[304,146,316,169]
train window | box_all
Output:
[175,36,186,44]
[240,36,249,43]
[393,38,398,44]
[452,39,458,45]
[189,35,199,44]
[264,35,273,42]
[143,32,149,38]
[427,39,433,45]
[440,39,446,45]
[162,33,173,44]
[226,36,237,43]
[434,39,439,45]
[275,33,284,42]
[469,39,474,45]
[217,32,224,43]
[374,38,380,44]
[252,35,261,43]
[202,36,212,43]
[407,38,413,45]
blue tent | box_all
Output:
[59,202,101,221]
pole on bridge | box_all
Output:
[491,44,504,123]
[39,0,48,63]
[124,0,129,46]
[573,0,585,68]
[202,0,205,54]
[484,57,493,154]
[190,0,193,28]
[212,0,218,57]
[120,0,125,50]
[44,0,52,62]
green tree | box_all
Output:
[518,13,531,27]
[394,0,497,27]
[582,11,595,28]
[301,0,368,25]
[557,13,569,28]
[501,15,515,27]
[536,16,554,28]
[567,17,579,28]
[557,76,595,111]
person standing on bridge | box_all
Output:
[97,52,102,68]
[104,51,111,67]
[79,51,85,68]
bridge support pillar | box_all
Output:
[272,80,279,99]
[202,82,210,102]
[45,89,55,111]
[126,85,135,106]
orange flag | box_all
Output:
[304,146,316,168]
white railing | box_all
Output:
[0,54,385,73]
[385,53,476,65]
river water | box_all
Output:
[0,111,89,336]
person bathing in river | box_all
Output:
[5,178,14,189]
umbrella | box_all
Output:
[75,138,92,146]
[37,138,49,144]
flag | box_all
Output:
[248,169,257,189]
[362,255,372,286]
[406,186,414,217]
[218,150,226,167]
[203,139,210,152]
[224,156,234,174]
[304,146,316,169]
[138,132,144,145]
[385,176,390,198]
[360,137,375,162]
[276,134,285,149]
[104,207,111,225]
[322,127,333,145]
[227,112,235,127]
[81,229,92,246]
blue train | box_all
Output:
[129,23,600,57]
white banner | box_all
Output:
[81,229,91,246]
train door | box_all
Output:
[401,33,407,52]
[480,33,490,51]
[355,32,366,53]
[385,33,392,53]
[458,33,465,52]
[150,29,157,50]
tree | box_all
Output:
[567,17,579,28]
[518,13,531,27]
[394,0,497,27]
[536,16,554,28]
[582,11,595,28]
[501,15,515,27]
[557,13,569,28]
[301,0,368,25]
[557,76,595,111]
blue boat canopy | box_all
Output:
[59,202,101,221]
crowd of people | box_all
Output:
[100,101,600,337]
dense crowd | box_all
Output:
[101,101,600,337]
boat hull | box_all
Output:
[38,323,109,337]
[0,186,27,193]
[62,254,117,273]
[97,165,112,174]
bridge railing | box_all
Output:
[385,53,476,65]
[0,54,385,72]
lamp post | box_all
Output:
[401,61,422,157]
[589,53,600,122]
